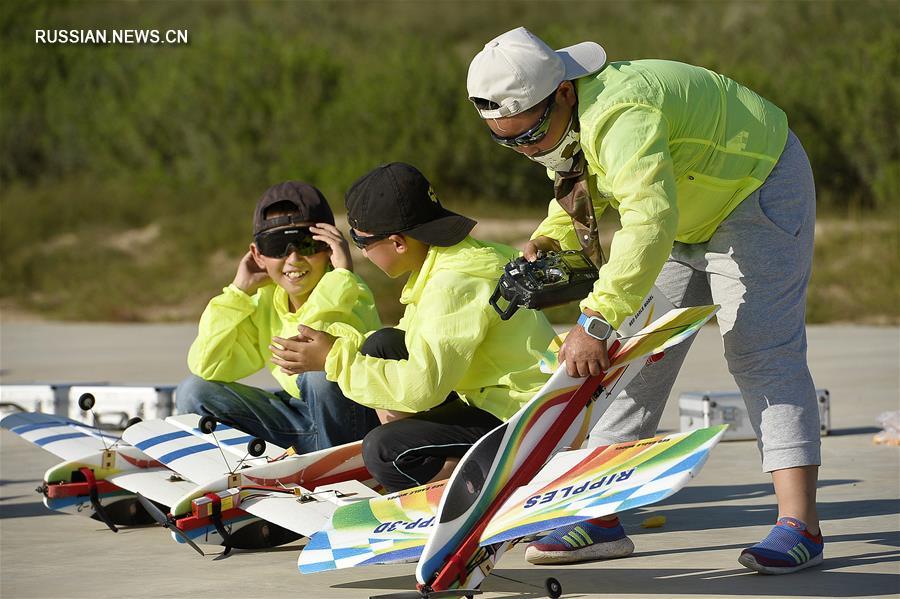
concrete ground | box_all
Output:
[1,322,898,599]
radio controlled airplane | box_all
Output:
[298,300,724,598]
[2,398,379,555]
[121,414,381,553]
[0,394,196,532]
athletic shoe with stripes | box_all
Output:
[525,516,635,565]
[739,517,824,574]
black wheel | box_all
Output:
[78,393,95,411]
[199,415,217,434]
[125,417,142,429]
[545,577,562,599]
[247,437,266,457]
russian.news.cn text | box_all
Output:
[35,29,189,45]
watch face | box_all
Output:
[588,319,612,340]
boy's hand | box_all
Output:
[523,236,561,262]
[269,325,336,374]
[233,250,270,295]
[310,223,353,271]
[559,309,611,377]
[376,409,415,424]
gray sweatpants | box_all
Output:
[588,130,821,472]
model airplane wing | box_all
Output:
[1,412,121,461]
[108,468,198,507]
[479,425,728,545]
[299,480,446,573]
[121,415,279,484]
[227,479,381,539]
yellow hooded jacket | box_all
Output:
[533,59,789,328]
[324,236,556,421]
[187,268,382,398]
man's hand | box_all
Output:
[310,223,353,271]
[232,250,271,295]
[523,236,561,262]
[559,309,611,377]
[269,325,336,374]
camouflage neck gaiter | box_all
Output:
[553,153,604,267]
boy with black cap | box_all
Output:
[284,162,556,492]
[176,181,382,453]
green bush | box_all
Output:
[1,0,897,322]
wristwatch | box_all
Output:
[577,313,613,341]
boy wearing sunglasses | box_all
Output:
[466,27,822,575]
[176,181,382,453]
[282,162,556,493]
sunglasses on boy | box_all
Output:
[489,92,557,148]
[349,229,393,250]
[254,227,329,258]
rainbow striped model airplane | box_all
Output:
[298,290,726,598]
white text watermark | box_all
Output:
[35,29,189,45]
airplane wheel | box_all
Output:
[125,417,142,429]
[545,577,562,599]
[247,437,266,457]
[78,393,95,411]
[199,415,217,434]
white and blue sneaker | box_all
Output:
[739,517,824,574]
[525,517,634,565]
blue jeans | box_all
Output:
[174,372,380,454]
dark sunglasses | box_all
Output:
[349,229,393,250]
[489,92,556,148]
[254,227,328,258]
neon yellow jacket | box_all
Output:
[324,236,555,421]
[532,59,788,328]
[188,268,382,398]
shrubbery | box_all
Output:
[1,0,897,322]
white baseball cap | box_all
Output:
[467,27,606,119]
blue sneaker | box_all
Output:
[525,517,634,565]
[739,517,824,574]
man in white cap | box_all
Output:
[467,27,823,575]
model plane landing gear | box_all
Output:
[77,393,95,411]
[198,415,217,434]
[247,438,266,457]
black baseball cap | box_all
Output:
[345,163,476,247]
[253,181,335,235]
